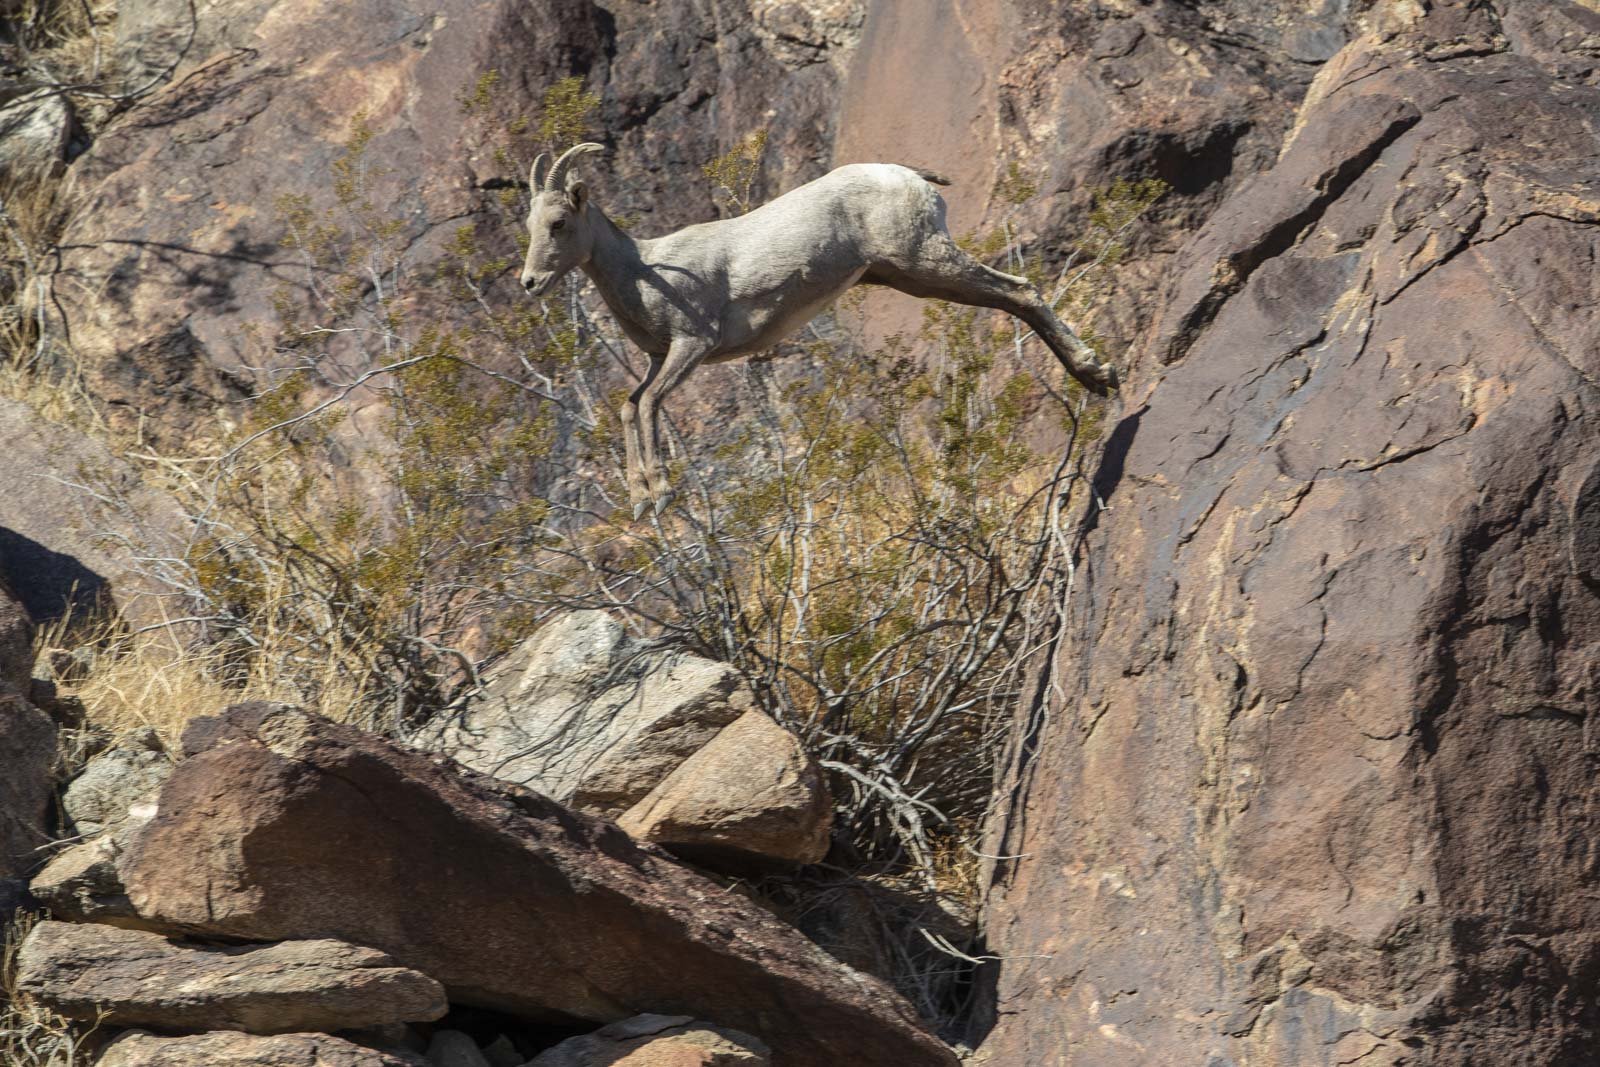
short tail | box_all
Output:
[910,167,952,186]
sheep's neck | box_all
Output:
[580,207,661,350]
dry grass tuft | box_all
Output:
[0,911,95,1067]
[37,610,368,759]
[0,167,102,431]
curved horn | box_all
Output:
[545,142,605,192]
[529,152,550,191]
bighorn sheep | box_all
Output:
[520,143,1119,518]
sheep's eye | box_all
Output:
[550,219,566,233]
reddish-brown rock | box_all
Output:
[618,710,832,868]
[978,7,1600,1065]
[0,691,55,885]
[16,921,447,1033]
[0,573,33,694]
[118,702,955,1067]
[97,1030,426,1067]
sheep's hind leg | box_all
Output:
[872,241,1119,395]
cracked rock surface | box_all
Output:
[97,1030,427,1067]
[16,921,448,1033]
[978,5,1600,1065]
[115,701,955,1067]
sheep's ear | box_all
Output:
[529,153,550,190]
[567,178,588,211]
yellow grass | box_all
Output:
[0,911,96,1066]
[37,613,368,756]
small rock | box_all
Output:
[17,921,448,1033]
[98,1030,428,1066]
[529,1014,770,1066]
[0,88,73,178]
[62,726,171,838]
[618,710,832,867]
[481,1035,522,1067]
[426,1030,491,1067]
[29,836,143,925]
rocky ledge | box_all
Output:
[17,696,955,1067]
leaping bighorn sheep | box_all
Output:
[519,142,1119,518]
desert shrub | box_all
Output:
[84,83,1162,1019]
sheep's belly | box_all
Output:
[714,268,865,360]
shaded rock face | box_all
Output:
[17,921,448,1033]
[118,702,955,1067]
[531,1013,770,1066]
[0,691,56,885]
[0,573,34,694]
[424,1030,494,1067]
[29,834,145,926]
[979,6,1600,1066]
[98,1030,427,1067]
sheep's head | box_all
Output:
[519,142,605,297]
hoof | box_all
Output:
[632,499,650,522]
[1100,362,1121,393]
[652,490,677,516]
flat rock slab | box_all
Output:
[119,702,955,1067]
[17,921,446,1033]
[98,1030,427,1066]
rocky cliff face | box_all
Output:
[53,0,1374,446]
[979,3,1600,1065]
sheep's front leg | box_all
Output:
[635,337,711,518]
[620,355,662,516]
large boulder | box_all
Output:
[115,702,956,1067]
[531,1014,770,1067]
[978,6,1600,1065]
[0,396,177,625]
[16,921,448,1033]
[98,1030,426,1067]
[425,613,831,867]
[618,710,832,867]
[425,612,753,815]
